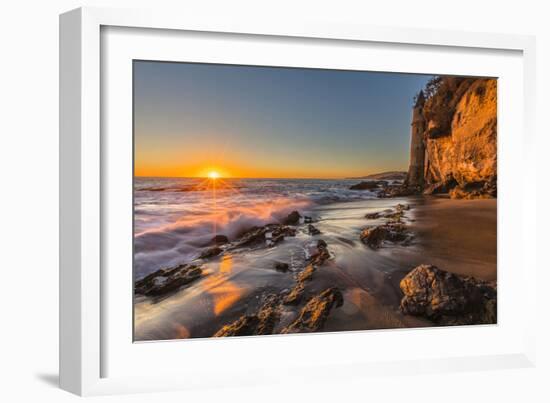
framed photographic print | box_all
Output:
[60,7,537,396]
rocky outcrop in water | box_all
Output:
[349,180,390,190]
[283,210,301,225]
[360,204,412,248]
[281,288,344,333]
[233,224,296,248]
[360,225,405,248]
[399,264,497,325]
[283,240,330,305]
[209,234,229,246]
[274,261,290,272]
[405,77,497,199]
[353,171,407,181]
[199,246,223,259]
[135,264,203,296]
[307,224,321,235]
[213,295,281,337]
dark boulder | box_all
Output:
[365,212,381,219]
[350,181,378,190]
[199,246,223,259]
[360,224,408,249]
[283,211,301,225]
[209,234,229,245]
[377,185,418,198]
[234,224,296,248]
[399,264,497,325]
[307,224,321,235]
[274,261,290,272]
[309,239,331,266]
[135,264,203,296]
[268,225,297,245]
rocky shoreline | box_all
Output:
[135,189,496,339]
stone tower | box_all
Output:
[405,90,426,188]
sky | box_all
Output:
[134,61,433,179]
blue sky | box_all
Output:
[134,61,432,178]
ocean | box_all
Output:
[134,177,382,278]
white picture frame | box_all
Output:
[60,6,537,396]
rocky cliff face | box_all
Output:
[406,77,497,199]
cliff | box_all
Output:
[405,77,497,199]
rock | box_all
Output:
[283,264,316,305]
[304,216,314,223]
[365,212,381,219]
[360,226,389,248]
[399,264,497,325]
[309,239,330,266]
[214,295,281,337]
[377,185,418,198]
[283,211,301,225]
[274,261,290,272]
[283,282,306,305]
[199,246,222,259]
[395,203,410,212]
[449,178,497,199]
[383,211,404,224]
[268,225,297,245]
[360,224,408,249]
[317,239,327,248]
[233,224,296,248]
[281,288,344,333]
[350,181,379,190]
[283,239,331,306]
[307,224,321,235]
[135,264,203,296]
[209,234,229,245]
[423,175,458,195]
[297,264,316,282]
[358,171,407,181]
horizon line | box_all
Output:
[134,173,406,180]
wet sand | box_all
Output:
[323,196,496,333]
[134,196,497,340]
[405,196,496,280]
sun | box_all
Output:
[208,171,220,179]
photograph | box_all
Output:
[132,61,497,341]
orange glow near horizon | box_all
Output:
[133,147,404,179]
[133,164,400,179]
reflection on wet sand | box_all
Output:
[199,254,244,316]
[134,253,251,340]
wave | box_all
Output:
[134,197,311,277]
